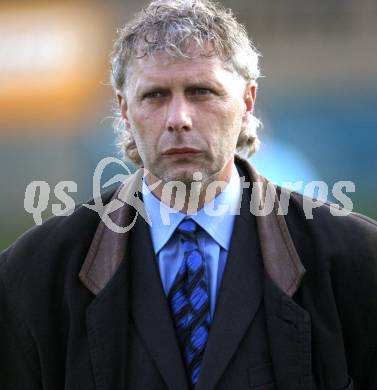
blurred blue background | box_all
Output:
[1,0,376,251]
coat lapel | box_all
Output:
[82,174,143,390]
[197,158,310,389]
[237,158,312,389]
[79,168,149,295]
[196,182,264,390]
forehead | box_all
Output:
[127,51,242,90]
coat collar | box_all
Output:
[78,168,146,294]
[79,155,305,298]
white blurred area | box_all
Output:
[0,2,110,135]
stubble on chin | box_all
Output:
[156,164,217,188]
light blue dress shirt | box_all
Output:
[142,164,241,320]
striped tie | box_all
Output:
[168,219,211,387]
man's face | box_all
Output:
[118,51,256,185]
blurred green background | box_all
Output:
[1,0,376,251]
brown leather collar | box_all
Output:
[79,155,305,297]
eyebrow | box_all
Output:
[137,78,225,95]
[186,79,223,90]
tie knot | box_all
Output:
[176,219,198,244]
[177,219,197,234]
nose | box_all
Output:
[166,95,192,132]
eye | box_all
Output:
[143,90,168,99]
[189,87,212,96]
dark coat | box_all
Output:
[1,157,376,390]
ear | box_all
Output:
[241,83,257,129]
[116,90,130,128]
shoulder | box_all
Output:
[285,189,377,248]
[282,188,377,289]
[0,188,117,301]
[236,155,377,258]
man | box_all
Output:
[1,0,376,389]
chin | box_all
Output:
[152,159,218,184]
[160,168,201,184]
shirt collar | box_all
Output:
[142,164,241,254]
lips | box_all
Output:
[162,147,202,155]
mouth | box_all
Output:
[162,147,202,157]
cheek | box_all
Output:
[130,104,165,137]
[128,112,150,142]
[129,110,147,133]
[206,102,243,138]
[129,113,162,160]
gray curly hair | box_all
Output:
[110,0,262,165]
